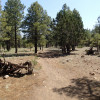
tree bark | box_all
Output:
[6,40,10,51]
[72,45,75,51]
[15,24,17,53]
[35,27,37,53]
[46,44,48,48]
[62,45,66,54]
[6,32,11,51]
[40,45,41,50]
[66,44,70,54]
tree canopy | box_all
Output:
[52,4,84,54]
[22,1,51,53]
[3,0,25,53]
[1,1,97,54]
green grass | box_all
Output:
[32,56,38,66]
[31,56,42,70]
[0,48,35,54]
[77,45,84,48]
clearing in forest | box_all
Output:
[0,47,100,100]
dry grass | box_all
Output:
[0,48,43,100]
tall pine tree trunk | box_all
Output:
[62,45,66,54]
[40,45,41,50]
[15,24,17,53]
[72,45,75,51]
[6,32,11,51]
[35,27,37,53]
[46,44,48,48]
[6,40,10,51]
[66,44,70,54]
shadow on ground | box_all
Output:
[0,53,35,57]
[0,73,26,78]
[38,50,77,58]
[53,77,100,100]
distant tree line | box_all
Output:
[0,0,100,54]
[50,4,84,54]
[78,16,100,52]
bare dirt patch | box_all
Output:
[0,56,44,100]
[0,47,100,100]
[32,47,100,100]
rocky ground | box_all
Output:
[0,47,100,100]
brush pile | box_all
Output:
[0,59,33,76]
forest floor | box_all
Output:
[0,47,100,100]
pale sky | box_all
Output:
[1,0,100,30]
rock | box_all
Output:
[81,55,84,58]
[66,60,69,62]
[3,75,9,79]
[89,72,95,76]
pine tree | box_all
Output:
[55,4,72,54]
[4,0,25,53]
[54,4,84,54]
[22,1,50,53]
[71,9,84,50]
[0,0,2,32]
[97,16,100,34]
[1,11,14,51]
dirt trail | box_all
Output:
[2,47,100,100]
[32,58,73,100]
[29,47,100,100]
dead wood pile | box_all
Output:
[0,59,33,76]
[86,47,94,55]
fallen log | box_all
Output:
[86,47,94,55]
[0,59,33,76]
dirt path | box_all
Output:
[30,47,100,100]
[33,58,73,100]
[1,47,100,100]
